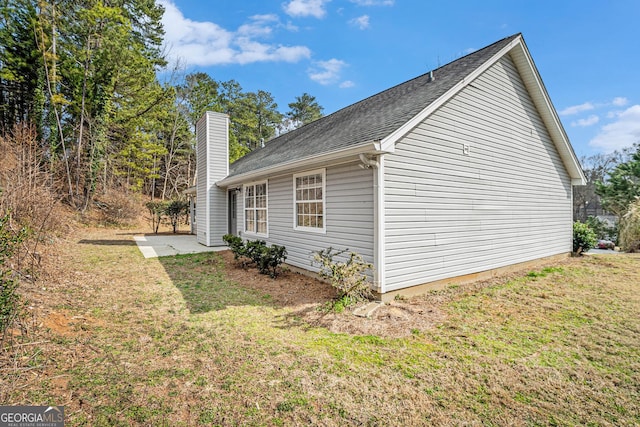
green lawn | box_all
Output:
[2,230,639,426]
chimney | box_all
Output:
[195,111,229,246]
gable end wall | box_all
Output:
[383,54,572,291]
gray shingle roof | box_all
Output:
[228,34,520,178]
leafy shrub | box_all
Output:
[223,234,245,259]
[145,201,167,234]
[222,235,287,278]
[573,221,597,255]
[245,239,267,266]
[145,199,189,233]
[585,215,617,242]
[165,200,189,233]
[313,247,373,309]
[257,244,287,278]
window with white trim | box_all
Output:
[294,169,325,232]
[244,182,267,235]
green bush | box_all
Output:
[313,247,373,310]
[145,201,167,234]
[222,235,287,278]
[585,216,617,242]
[573,221,597,255]
[145,200,189,234]
[257,244,287,278]
[165,200,189,233]
[245,239,267,266]
[222,234,245,259]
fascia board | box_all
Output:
[509,40,586,185]
[216,141,385,187]
[379,37,521,153]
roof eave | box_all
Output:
[216,141,385,187]
[379,36,522,152]
[508,38,586,185]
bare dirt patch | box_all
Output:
[217,249,448,338]
[215,250,586,338]
[42,311,104,338]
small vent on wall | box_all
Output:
[462,144,470,156]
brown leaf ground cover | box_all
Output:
[2,226,640,426]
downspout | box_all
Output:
[361,153,385,296]
[359,153,379,169]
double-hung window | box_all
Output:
[244,182,267,235]
[293,169,325,233]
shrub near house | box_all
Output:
[573,222,597,255]
[222,234,287,278]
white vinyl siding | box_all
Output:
[196,112,228,246]
[383,54,572,291]
[243,182,268,236]
[237,163,374,271]
[293,169,326,233]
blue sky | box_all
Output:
[159,0,640,158]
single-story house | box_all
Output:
[195,33,585,300]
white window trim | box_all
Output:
[243,180,268,237]
[292,168,326,234]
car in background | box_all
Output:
[597,239,615,250]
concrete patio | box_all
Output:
[134,234,226,258]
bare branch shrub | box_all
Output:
[619,198,640,252]
[93,190,144,226]
[0,125,66,238]
[0,125,67,348]
[313,247,373,310]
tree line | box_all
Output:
[574,144,640,221]
[0,0,323,210]
[575,143,640,251]
[2,0,638,229]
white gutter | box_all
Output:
[216,140,385,187]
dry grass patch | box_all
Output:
[1,228,639,426]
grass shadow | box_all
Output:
[157,252,272,313]
[78,239,137,246]
[156,250,336,314]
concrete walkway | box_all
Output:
[585,248,623,255]
[134,234,227,258]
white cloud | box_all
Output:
[308,58,347,85]
[589,105,640,153]
[559,102,595,116]
[160,0,310,66]
[571,115,599,127]
[339,80,355,88]
[612,97,629,107]
[283,0,330,18]
[350,0,394,5]
[349,15,370,29]
[237,14,278,38]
